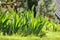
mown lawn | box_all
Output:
[0,32,60,40]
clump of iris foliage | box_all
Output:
[0,7,59,37]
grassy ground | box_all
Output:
[0,32,60,40]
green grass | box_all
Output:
[0,9,50,36]
[0,32,60,40]
[0,7,60,40]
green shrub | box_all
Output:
[0,9,59,37]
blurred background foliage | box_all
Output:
[0,0,57,21]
